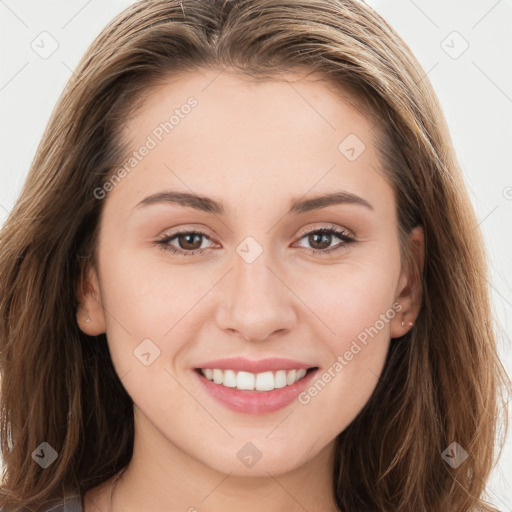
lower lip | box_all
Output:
[194,368,319,414]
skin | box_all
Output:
[79,68,423,512]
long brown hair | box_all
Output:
[0,1,509,510]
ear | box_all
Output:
[390,225,424,339]
[76,265,107,335]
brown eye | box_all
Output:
[307,231,334,251]
[175,233,204,250]
[156,229,213,256]
[296,227,355,255]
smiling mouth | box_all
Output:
[194,367,318,392]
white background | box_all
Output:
[0,0,511,508]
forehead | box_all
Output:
[108,68,393,216]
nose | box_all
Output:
[215,248,297,342]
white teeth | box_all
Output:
[274,370,287,388]
[199,367,311,391]
[213,369,223,384]
[286,369,296,385]
[223,369,237,387]
[255,371,274,391]
[237,371,255,390]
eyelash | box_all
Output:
[155,225,356,256]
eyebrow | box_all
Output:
[133,190,374,215]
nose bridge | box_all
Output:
[216,236,296,341]
[234,244,277,303]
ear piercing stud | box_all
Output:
[80,307,91,323]
[401,320,414,327]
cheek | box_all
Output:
[294,275,396,438]
[302,253,400,346]
[96,243,220,383]
[292,249,400,428]
[98,242,207,330]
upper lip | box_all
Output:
[195,357,317,374]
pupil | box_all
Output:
[310,233,331,250]
[181,233,202,250]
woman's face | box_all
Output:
[80,68,422,477]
